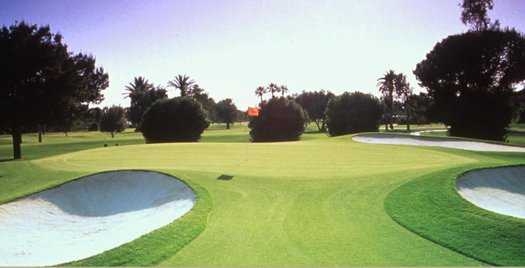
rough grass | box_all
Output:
[0,124,524,265]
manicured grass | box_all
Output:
[384,157,525,266]
[1,125,524,265]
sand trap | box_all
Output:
[457,166,525,219]
[352,133,525,152]
[410,129,448,136]
[0,170,195,266]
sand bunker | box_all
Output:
[352,133,525,152]
[0,170,195,266]
[457,166,525,219]
[410,129,448,136]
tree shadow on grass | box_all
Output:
[0,158,13,163]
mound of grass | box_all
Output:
[384,162,525,266]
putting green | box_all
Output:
[2,129,524,266]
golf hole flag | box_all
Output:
[247,107,259,117]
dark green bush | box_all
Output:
[141,97,210,143]
[249,97,305,142]
[326,92,383,136]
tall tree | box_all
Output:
[124,77,166,128]
[255,86,266,104]
[460,0,498,31]
[295,90,335,132]
[280,85,289,97]
[215,98,238,129]
[0,22,108,159]
[394,73,413,131]
[267,83,280,98]
[414,29,525,140]
[168,74,195,97]
[377,70,397,130]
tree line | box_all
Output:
[2,0,525,158]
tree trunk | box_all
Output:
[111,132,115,138]
[12,130,22,160]
[38,124,43,143]
[406,109,411,132]
[226,122,230,129]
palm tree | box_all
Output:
[394,73,413,131]
[124,76,153,99]
[168,74,195,97]
[268,83,279,98]
[377,70,397,130]
[280,85,288,97]
[255,86,266,103]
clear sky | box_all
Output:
[1,0,524,109]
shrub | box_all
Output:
[249,97,305,142]
[326,92,383,136]
[99,106,127,137]
[141,97,209,143]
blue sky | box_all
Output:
[1,0,524,109]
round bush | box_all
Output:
[326,92,383,136]
[141,97,210,143]
[249,97,306,142]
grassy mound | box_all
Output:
[385,161,525,266]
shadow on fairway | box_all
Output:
[217,174,234,180]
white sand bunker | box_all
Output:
[352,133,525,152]
[0,170,195,266]
[457,166,525,219]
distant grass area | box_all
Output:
[1,123,524,265]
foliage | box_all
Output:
[294,90,335,132]
[325,92,383,136]
[0,22,108,158]
[414,29,525,140]
[168,74,195,97]
[460,0,498,31]
[141,97,209,143]
[215,99,237,129]
[249,97,305,142]
[124,77,167,128]
[377,70,412,130]
[254,83,290,104]
[99,106,127,137]
[188,84,217,122]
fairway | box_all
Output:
[1,127,524,266]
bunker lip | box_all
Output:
[0,170,196,267]
[456,165,525,219]
[352,133,525,152]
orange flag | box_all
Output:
[247,107,259,117]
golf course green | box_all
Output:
[1,125,524,266]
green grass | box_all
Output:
[385,158,525,266]
[0,125,524,266]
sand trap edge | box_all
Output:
[455,165,525,220]
[0,169,198,266]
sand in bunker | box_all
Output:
[0,170,195,266]
[457,166,525,219]
[352,133,525,152]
